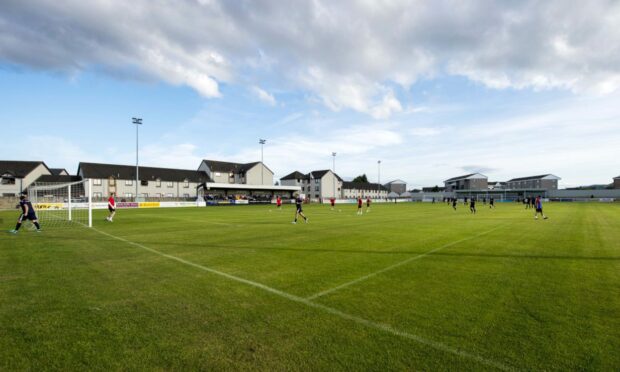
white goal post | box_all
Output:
[28,179,93,228]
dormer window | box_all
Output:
[1,173,16,185]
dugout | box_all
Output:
[197,182,301,204]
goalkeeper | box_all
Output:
[10,194,41,233]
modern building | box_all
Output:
[77,162,211,200]
[341,182,389,199]
[281,170,343,200]
[0,160,52,196]
[384,180,407,195]
[444,173,488,191]
[506,175,561,190]
[614,175,620,189]
[198,160,274,186]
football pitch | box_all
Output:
[1,202,619,371]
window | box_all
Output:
[183,193,190,198]
[315,186,319,191]
[156,179,161,187]
[141,180,148,186]
[125,193,133,198]
[93,192,102,198]
[167,181,173,188]
[93,179,102,186]
[165,193,173,198]
[155,193,162,198]
[141,193,148,198]
[125,180,133,186]
[109,178,116,186]
[315,179,319,184]
[183,179,189,188]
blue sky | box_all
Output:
[1,1,619,188]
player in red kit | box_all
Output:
[276,195,282,210]
[357,196,363,215]
[106,192,116,222]
[330,197,336,210]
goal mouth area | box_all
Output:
[28,179,93,228]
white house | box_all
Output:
[198,160,274,186]
[281,170,343,199]
[341,182,389,199]
[78,162,211,200]
[0,161,52,196]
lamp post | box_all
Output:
[132,117,142,200]
[259,139,266,185]
[378,160,381,197]
[332,152,337,198]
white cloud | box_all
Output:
[3,1,619,117]
[251,86,276,106]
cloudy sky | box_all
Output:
[1,0,619,188]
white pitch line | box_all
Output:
[306,225,506,300]
[91,227,513,371]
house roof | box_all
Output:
[281,171,306,180]
[0,160,50,178]
[49,168,69,176]
[35,175,83,183]
[342,181,388,191]
[308,170,343,181]
[507,174,561,182]
[444,173,487,182]
[78,162,212,183]
[280,170,343,182]
[614,175,620,179]
[201,160,273,175]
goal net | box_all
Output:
[28,179,92,228]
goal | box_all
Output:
[28,179,93,228]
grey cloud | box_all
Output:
[2,0,619,113]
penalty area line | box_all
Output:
[306,224,507,300]
[91,227,514,371]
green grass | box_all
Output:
[1,202,619,371]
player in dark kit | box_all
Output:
[452,198,457,210]
[470,197,476,214]
[366,196,371,213]
[357,196,363,215]
[9,194,41,233]
[292,195,308,224]
[489,197,495,208]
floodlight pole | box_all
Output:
[259,139,266,185]
[378,160,381,196]
[132,117,142,200]
[332,152,337,198]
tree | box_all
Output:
[274,181,280,186]
[432,185,440,192]
[352,174,369,183]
